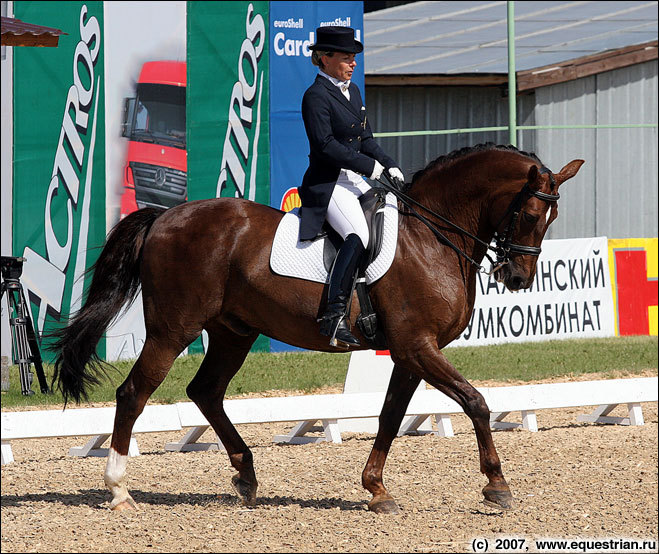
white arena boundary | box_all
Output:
[1,376,656,464]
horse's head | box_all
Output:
[491,158,584,290]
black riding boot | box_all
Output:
[319,233,365,348]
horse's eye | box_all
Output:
[522,212,539,226]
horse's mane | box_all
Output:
[411,142,543,184]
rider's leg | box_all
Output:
[319,172,370,348]
[326,170,371,249]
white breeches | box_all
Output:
[325,169,371,249]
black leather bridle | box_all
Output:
[377,166,560,275]
[491,167,560,271]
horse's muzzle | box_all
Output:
[495,262,529,291]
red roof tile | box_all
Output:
[1,16,66,47]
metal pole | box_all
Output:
[507,1,517,146]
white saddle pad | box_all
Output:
[270,192,399,285]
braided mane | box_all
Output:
[412,142,542,184]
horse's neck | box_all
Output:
[409,173,491,254]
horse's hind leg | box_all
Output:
[362,364,421,514]
[185,327,259,506]
[104,337,182,510]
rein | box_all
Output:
[377,167,560,275]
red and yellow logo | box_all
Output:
[280,187,301,212]
[608,238,658,336]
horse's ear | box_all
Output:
[526,165,540,187]
[556,159,585,184]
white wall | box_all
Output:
[102,1,186,360]
[103,1,186,230]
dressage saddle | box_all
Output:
[317,188,389,349]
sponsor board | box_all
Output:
[13,2,105,361]
[187,1,269,205]
[269,0,364,213]
[186,1,270,353]
[101,2,187,361]
[608,238,658,336]
[452,237,616,346]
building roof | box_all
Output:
[1,16,66,47]
[364,1,658,88]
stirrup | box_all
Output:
[330,333,360,349]
[319,313,360,349]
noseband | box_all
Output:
[491,167,560,271]
[378,166,560,275]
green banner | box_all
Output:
[13,1,106,360]
[187,1,270,204]
[187,1,270,352]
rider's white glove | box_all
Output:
[388,167,404,182]
[387,167,406,191]
[370,160,385,180]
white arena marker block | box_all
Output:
[274,419,342,445]
[339,350,434,434]
[321,419,342,443]
[522,410,538,432]
[165,426,226,452]
[490,411,521,430]
[69,434,111,457]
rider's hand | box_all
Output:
[370,160,385,181]
[387,167,406,191]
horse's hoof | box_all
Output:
[482,485,515,510]
[368,494,400,515]
[231,475,257,506]
[111,499,137,511]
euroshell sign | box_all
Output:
[272,15,359,58]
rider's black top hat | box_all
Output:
[309,26,363,54]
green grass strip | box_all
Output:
[1,336,656,409]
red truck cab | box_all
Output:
[120,61,187,217]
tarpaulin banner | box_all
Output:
[451,237,617,347]
[102,1,187,361]
[186,0,271,353]
[13,1,106,361]
[187,0,270,205]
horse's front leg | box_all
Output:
[362,364,421,514]
[414,346,514,510]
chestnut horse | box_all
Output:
[51,143,583,513]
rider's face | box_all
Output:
[322,52,357,82]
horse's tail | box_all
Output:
[51,207,165,405]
